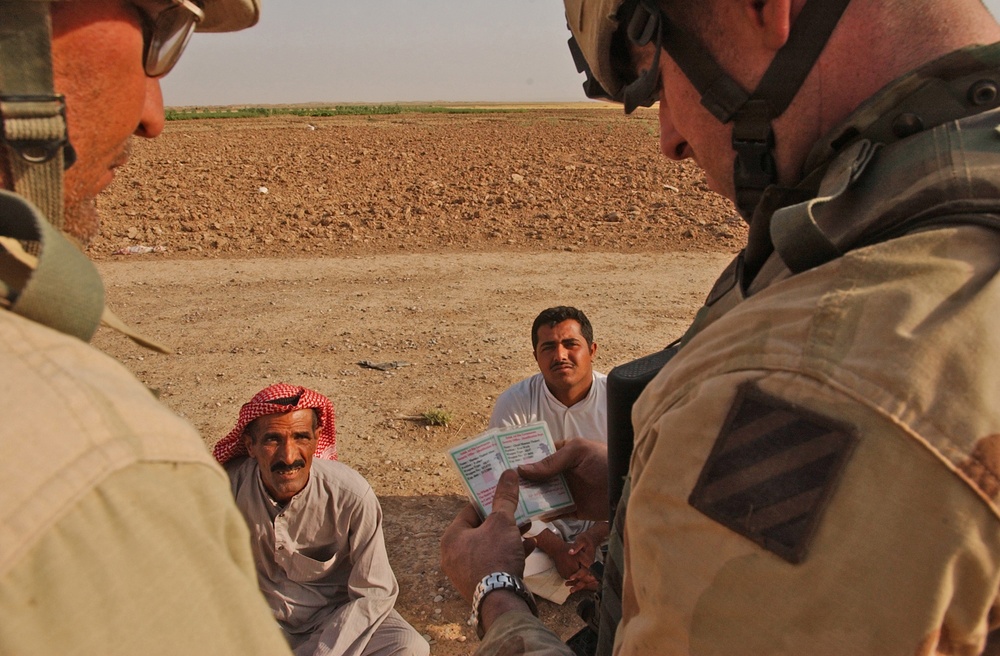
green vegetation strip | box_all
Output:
[165,105,526,121]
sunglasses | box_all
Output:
[135,0,205,77]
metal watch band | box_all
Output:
[470,571,538,639]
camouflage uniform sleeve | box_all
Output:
[476,610,574,656]
[0,462,293,656]
[619,227,1000,654]
[622,371,1000,654]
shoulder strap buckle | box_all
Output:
[770,139,880,273]
[0,95,74,166]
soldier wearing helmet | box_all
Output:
[0,1,293,654]
[442,1,1000,654]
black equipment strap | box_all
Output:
[729,0,853,218]
[640,0,853,218]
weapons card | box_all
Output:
[447,421,576,525]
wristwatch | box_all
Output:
[470,571,538,639]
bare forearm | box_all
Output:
[533,528,565,556]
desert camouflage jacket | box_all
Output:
[477,41,1000,656]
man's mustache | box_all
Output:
[271,460,306,473]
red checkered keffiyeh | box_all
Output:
[213,383,337,465]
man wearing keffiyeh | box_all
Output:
[217,383,428,656]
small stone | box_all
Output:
[433,595,444,603]
[511,173,524,184]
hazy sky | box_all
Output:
[164,0,1000,107]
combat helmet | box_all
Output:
[564,0,852,219]
[0,0,261,234]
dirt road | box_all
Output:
[93,251,730,651]
[89,107,741,653]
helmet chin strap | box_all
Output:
[0,0,75,246]
[637,0,852,220]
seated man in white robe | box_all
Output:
[489,306,610,597]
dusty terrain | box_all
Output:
[91,106,741,259]
[91,106,742,653]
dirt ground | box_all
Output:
[90,106,742,653]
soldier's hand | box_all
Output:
[518,439,609,522]
[440,469,530,603]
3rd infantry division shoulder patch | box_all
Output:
[688,383,859,564]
